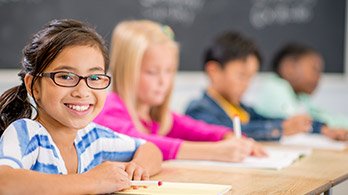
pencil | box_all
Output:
[130,180,163,187]
[233,115,242,138]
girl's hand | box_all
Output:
[213,137,266,162]
[107,161,149,180]
[124,161,150,181]
[248,138,268,157]
[82,161,131,194]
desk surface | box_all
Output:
[151,148,348,194]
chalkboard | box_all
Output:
[0,0,345,73]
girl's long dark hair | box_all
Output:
[0,19,109,134]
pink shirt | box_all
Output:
[94,92,230,160]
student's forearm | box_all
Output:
[131,142,163,176]
[176,141,216,161]
[0,166,95,195]
[177,139,259,162]
[223,132,234,139]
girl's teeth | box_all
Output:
[67,104,89,111]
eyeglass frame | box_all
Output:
[36,71,111,90]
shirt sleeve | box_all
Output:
[254,76,299,118]
[241,120,283,141]
[167,113,230,142]
[242,105,284,141]
[95,113,183,160]
[94,95,183,160]
[186,102,232,128]
[311,120,325,134]
[92,124,147,162]
[0,120,38,169]
[109,129,147,150]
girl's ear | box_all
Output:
[24,74,40,99]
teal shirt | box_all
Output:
[254,74,348,129]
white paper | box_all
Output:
[166,147,311,170]
[280,133,348,150]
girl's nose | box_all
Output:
[71,79,91,98]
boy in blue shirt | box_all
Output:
[185,32,324,141]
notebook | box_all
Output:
[114,182,232,195]
[166,147,311,170]
[280,133,348,150]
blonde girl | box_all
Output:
[95,20,265,161]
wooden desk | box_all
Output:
[283,149,348,185]
[151,148,348,194]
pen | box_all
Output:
[233,115,242,138]
[130,180,163,187]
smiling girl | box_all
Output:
[0,19,162,194]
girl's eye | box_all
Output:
[58,73,74,80]
[146,70,157,75]
[89,75,100,81]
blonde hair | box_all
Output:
[110,20,179,134]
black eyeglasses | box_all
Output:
[37,71,111,90]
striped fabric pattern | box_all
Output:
[0,119,145,174]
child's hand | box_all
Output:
[82,161,131,193]
[108,161,149,181]
[282,114,312,135]
[124,161,150,181]
[248,138,268,157]
[213,137,266,162]
[106,161,149,190]
[321,126,348,141]
[213,137,251,162]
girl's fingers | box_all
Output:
[125,164,136,180]
[141,171,150,180]
[132,168,143,181]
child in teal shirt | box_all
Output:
[254,43,348,140]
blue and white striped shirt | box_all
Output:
[0,119,145,174]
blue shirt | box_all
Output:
[0,119,145,174]
[185,91,324,141]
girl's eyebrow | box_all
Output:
[51,66,104,72]
[52,65,75,71]
[89,66,105,72]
